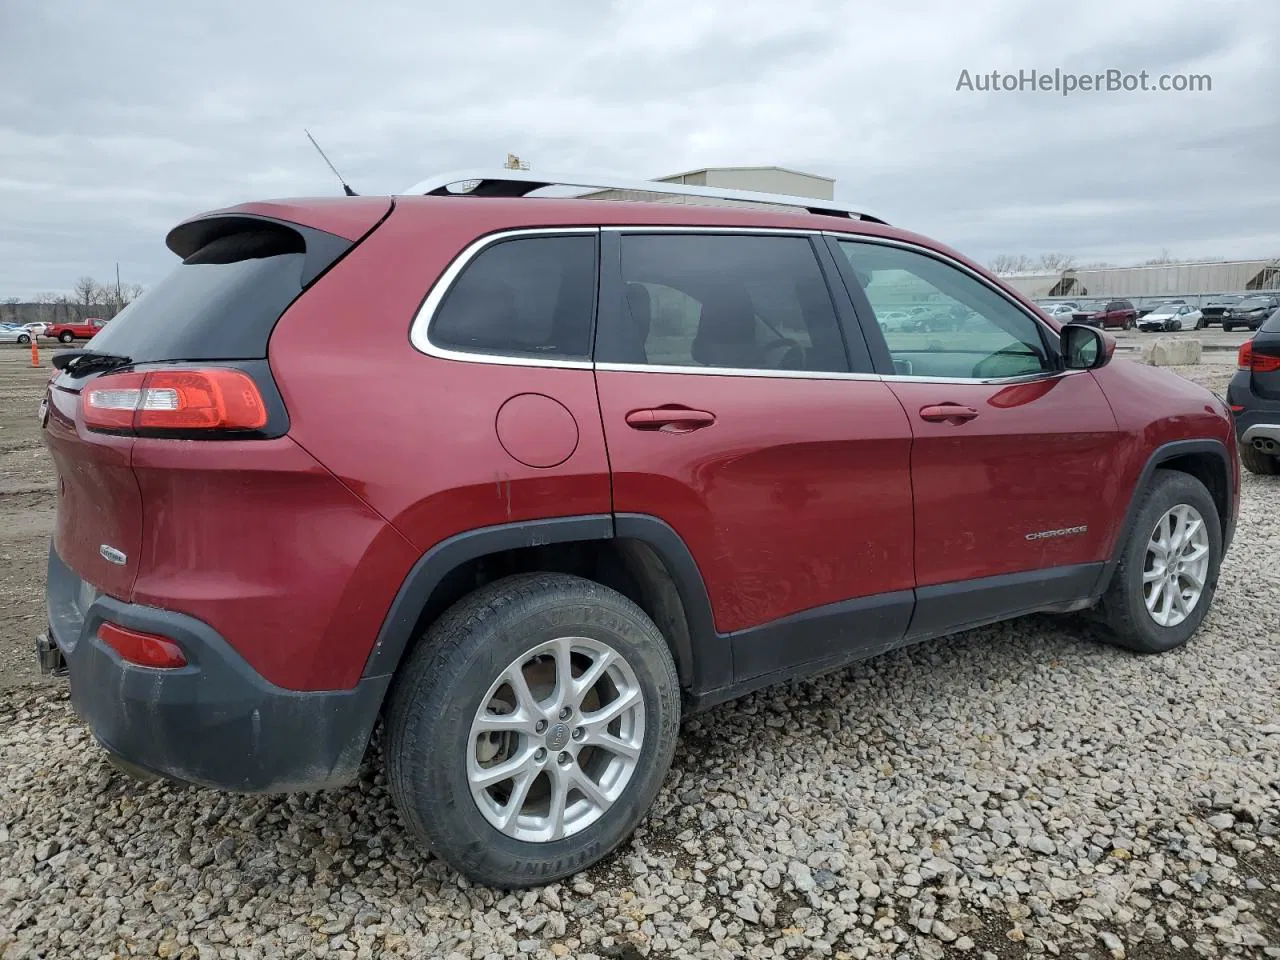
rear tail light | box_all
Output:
[1237,342,1280,374]
[83,368,267,433]
[98,622,188,668]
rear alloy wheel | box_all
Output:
[59,331,74,343]
[1241,443,1280,476]
[17,334,29,345]
[386,573,680,888]
[1097,469,1221,653]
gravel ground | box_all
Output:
[2,360,1278,960]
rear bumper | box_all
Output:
[45,545,389,793]
[1227,372,1280,447]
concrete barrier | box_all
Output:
[1142,337,1203,366]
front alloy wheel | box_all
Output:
[1097,469,1221,653]
[468,636,645,842]
[1142,504,1210,627]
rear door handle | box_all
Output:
[919,403,979,424]
[625,407,716,432]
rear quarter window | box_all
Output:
[428,234,597,360]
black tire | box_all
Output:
[386,573,681,888]
[1223,323,1234,332]
[1241,443,1280,476]
[17,334,29,345]
[1096,469,1221,653]
[58,331,74,343]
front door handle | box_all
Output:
[625,407,716,432]
[919,403,979,424]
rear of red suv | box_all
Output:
[39,198,413,791]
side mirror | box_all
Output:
[1060,323,1113,370]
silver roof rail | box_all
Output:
[399,169,887,224]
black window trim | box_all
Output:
[821,233,1074,385]
[410,226,600,369]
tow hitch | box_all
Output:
[36,632,68,678]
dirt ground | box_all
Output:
[0,345,56,689]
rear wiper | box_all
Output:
[51,349,134,376]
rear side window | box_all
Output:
[87,221,347,364]
[1262,306,1280,333]
[599,234,850,373]
[430,235,596,359]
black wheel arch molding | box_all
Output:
[1092,438,1235,598]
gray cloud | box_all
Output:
[2,0,1278,296]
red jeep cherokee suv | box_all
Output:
[39,171,1238,887]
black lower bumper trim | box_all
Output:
[45,545,388,793]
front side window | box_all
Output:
[837,240,1053,380]
[600,234,850,373]
[430,234,596,359]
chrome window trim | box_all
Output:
[409,226,599,369]
[412,224,1079,386]
[603,225,823,237]
[595,361,881,381]
[822,230,1065,379]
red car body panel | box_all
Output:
[44,384,143,601]
[886,372,1123,585]
[1089,360,1241,543]
[266,204,614,561]
[128,435,420,690]
[596,370,915,633]
[42,196,1238,698]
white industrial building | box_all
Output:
[1003,259,1280,301]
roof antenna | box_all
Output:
[305,128,358,196]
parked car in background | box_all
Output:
[1223,296,1280,332]
[43,318,107,343]
[22,322,48,338]
[1138,299,1186,318]
[1073,299,1137,330]
[1200,295,1242,326]
[1038,302,1077,321]
[1139,304,1204,332]
[0,324,33,345]
[1227,306,1280,474]
[38,169,1240,888]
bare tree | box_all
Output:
[1140,248,1178,266]
[72,276,101,310]
[988,254,1035,275]
[1037,252,1077,272]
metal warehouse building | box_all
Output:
[1003,259,1280,300]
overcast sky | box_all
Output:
[2,0,1278,297]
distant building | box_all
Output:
[579,166,834,211]
[1003,259,1280,300]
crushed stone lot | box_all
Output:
[1,348,1277,959]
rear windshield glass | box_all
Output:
[1261,306,1280,333]
[87,228,311,363]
